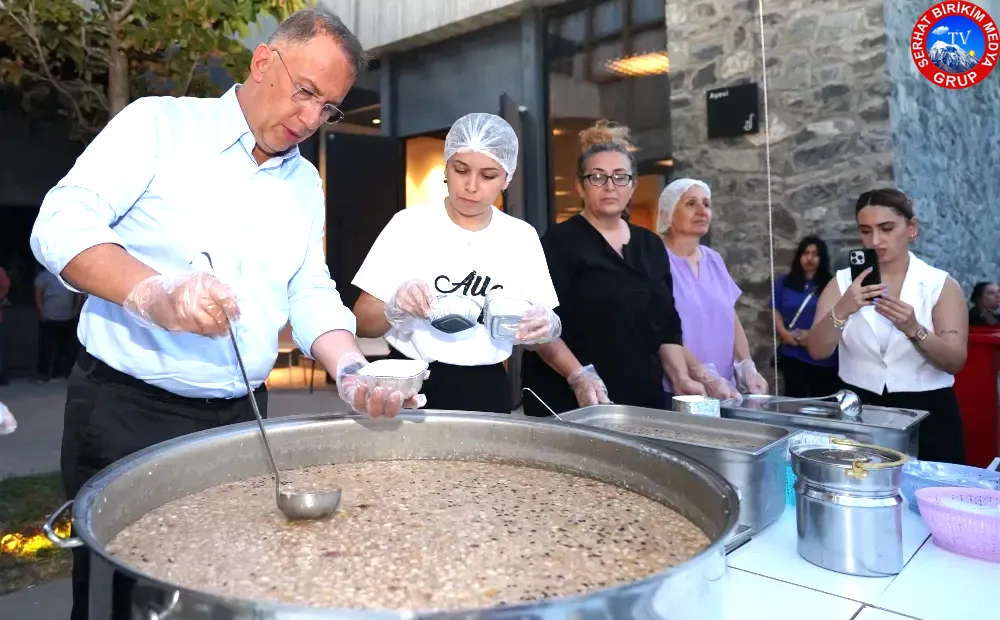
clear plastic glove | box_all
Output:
[692,363,740,400]
[123,272,239,338]
[335,352,428,418]
[515,305,562,345]
[734,358,769,395]
[567,364,611,407]
[384,279,434,333]
[0,402,16,435]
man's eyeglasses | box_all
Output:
[581,172,634,187]
[271,48,345,124]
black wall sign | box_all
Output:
[706,83,760,139]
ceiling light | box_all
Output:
[606,51,670,77]
[552,128,564,136]
[656,159,673,166]
[555,190,571,197]
[372,118,381,124]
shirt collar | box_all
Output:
[217,86,301,176]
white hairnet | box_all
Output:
[444,113,519,182]
[657,178,711,235]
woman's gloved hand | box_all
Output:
[515,305,562,345]
[384,279,435,333]
[123,272,240,338]
[692,363,740,400]
[734,359,769,395]
[334,352,428,418]
[567,364,611,407]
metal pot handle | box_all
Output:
[830,436,910,479]
[43,500,84,549]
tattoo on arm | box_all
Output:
[936,329,960,336]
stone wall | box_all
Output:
[666,0,895,369]
[884,0,1000,295]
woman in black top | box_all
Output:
[521,121,706,416]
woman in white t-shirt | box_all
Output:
[807,188,968,464]
[351,113,560,414]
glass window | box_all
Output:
[631,0,665,25]
[592,0,623,38]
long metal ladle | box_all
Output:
[200,252,341,520]
[756,389,863,418]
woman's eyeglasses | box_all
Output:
[580,173,634,187]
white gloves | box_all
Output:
[693,363,741,400]
[384,279,434,333]
[567,364,611,407]
[334,352,427,418]
[734,359,769,395]
[0,402,16,435]
[514,305,562,345]
[123,272,239,338]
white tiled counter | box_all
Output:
[723,504,997,620]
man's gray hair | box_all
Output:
[267,7,370,75]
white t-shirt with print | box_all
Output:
[352,203,559,366]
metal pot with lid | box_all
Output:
[792,437,910,577]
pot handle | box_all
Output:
[830,436,910,479]
[43,500,84,549]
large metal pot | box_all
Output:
[44,412,740,620]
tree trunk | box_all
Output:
[107,26,129,118]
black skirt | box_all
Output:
[840,380,967,465]
[387,346,512,414]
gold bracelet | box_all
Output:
[830,307,847,330]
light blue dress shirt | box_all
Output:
[30,86,356,398]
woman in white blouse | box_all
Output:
[808,188,968,464]
[351,113,560,414]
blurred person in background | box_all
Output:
[34,264,83,381]
[808,188,968,464]
[352,113,560,414]
[656,179,768,399]
[968,281,1000,327]
[772,236,839,397]
[521,121,705,416]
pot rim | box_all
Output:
[70,411,740,617]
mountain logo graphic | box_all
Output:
[911,1,998,89]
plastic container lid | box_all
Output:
[358,359,429,379]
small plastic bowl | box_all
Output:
[357,359,429,396]
[915,487,1000,563]
[427,295,482,334]
[484,294,532,342]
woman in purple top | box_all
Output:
[657,178,769,397]
[772,236,839,397]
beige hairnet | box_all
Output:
[444,113,518,182]
[657,178,711,234]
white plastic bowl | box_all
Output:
[484,292,532,341]
[357,359,429,395]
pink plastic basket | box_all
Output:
[915,487,1000,563]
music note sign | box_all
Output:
[706,83,761,139]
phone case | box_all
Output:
[848,249,881,287]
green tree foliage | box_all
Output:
[0,0,305,140]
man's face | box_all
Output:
[250,36,356,155]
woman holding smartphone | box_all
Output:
[808,188,968,464]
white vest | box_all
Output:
[836,253,954,394]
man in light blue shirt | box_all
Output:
[29,9,424,620]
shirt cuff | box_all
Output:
[290,298,358,357]
[32,224,125,294]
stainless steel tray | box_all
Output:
[559,404,794,534]
[722,394,930,456]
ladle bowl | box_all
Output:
[202,251,342,521]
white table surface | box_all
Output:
[728,505,930,604]
[873,538,1000,620]
[722,568,862,619]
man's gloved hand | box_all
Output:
[335,352,428,418]
[123,272,239,338]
